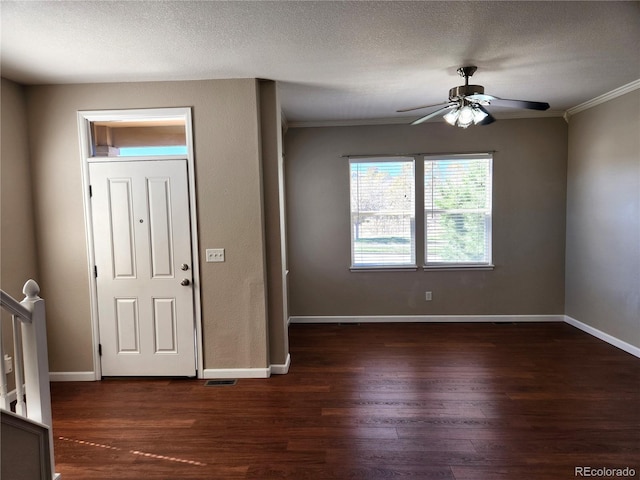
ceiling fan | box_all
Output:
[398,66,550,128]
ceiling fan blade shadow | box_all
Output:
[488,97,550,111]
[411,104,456,125]
[476,105,496,125]
[397,101,450,113]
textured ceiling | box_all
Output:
[1,1,639,124]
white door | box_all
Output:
[89,160,196,376]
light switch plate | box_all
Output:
[206,248,225,263]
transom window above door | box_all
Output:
[89,117,187,157]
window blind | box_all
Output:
[350,158,415,267]
[424,154,492,266]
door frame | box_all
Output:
[77,107,203,379]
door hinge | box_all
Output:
[89,185,93,198]
[94,265,98,278]
[98,344,102,356]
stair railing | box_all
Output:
[1,279,57,479]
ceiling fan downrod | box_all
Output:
[457,66,477,84]
[449,66,484,100]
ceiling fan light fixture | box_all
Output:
[443,108,459,125]
[443,103,489,128]
[457,105,475,128]
[472,106,488,124]
[400,66,548,129]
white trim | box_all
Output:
[77,107,203,380]
[183,108,205,380]
[289,315,639,358]
[6,388,18,404]
[202,355,292,379]
[288,110,564,129]
[564,316,640,359]
[291,117,417,128]
[290,315,564,324]
[203,368,271,379]
[77,113,103,380]
[86,155,187,163]
[564,79,640,121]
[270,354,291,375]
[350,266,419,272]
[49,371,96,382]
[423,265,494,271]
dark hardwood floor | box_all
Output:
[51,322,640,479]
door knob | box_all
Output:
[181,263,189,271]
[180,278,191,286]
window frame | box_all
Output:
[423,153,493,270]
[349,156,417,270]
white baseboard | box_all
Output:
[202,367,271,379]
[270,354,291,375]
[289,314,638,359]
[564,316,640,358]
[49,371,97,382]
[203,353,292,379]
[48,366,289,381]
[290,314,565,324]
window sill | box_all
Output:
[423,264,495,271]
[350,265,418,272]
[348,265,494,272]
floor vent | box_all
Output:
[205,379,237,386]
[339,322,361,326]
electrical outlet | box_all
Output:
[4,354,13,374]
[425,291,432,301]
[206,248,225,263]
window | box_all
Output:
[424,154,492,267]
[90,118,187,157]
[350,158,415,268]
[348,153,492,270]
[118,146,188,156]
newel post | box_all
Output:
[20,280,53,428]
[21,280,58,479]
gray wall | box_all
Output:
[259,80,289,366]
[285,118,568,317]
[1,78,40,391]
[1,79,39,298]
[18,79,273,373]
[565,89,640,348]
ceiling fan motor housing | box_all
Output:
[449,84,484,101]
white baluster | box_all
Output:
[0,318,7,410]
[12,313,27,416]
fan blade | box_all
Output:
[411,104,456,125]
[467,93,495,104]
[476,105,496,125]
[397,101,449,113]
[486,96,550,111]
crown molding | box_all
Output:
[288,110,563,129]
[288,116,412,128]
[564,79,640,122]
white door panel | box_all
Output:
[90,160,195,376]
[108,178,137,278]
